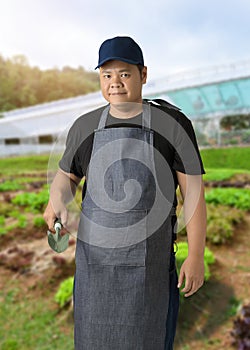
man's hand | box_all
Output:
[43,169,82,234]
[177,255,205,297]
[43,199,69,234]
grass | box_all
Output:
[0,155,49,175]
[203,168,250,182]
[0,146,249,175]
[225,297,241,318]
[0,288,74,350]
[200,147,250,170]
[17,176,47,183]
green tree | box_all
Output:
[0,53,100,112]
[221,114,250,130]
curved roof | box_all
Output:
[144,59,250,119]
[147,77,250,120]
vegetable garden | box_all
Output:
[0,147,249,350]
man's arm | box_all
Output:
[43,168,83,232]
[176,171,207,297]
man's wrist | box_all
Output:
[187,249,205,259]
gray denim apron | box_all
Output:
[74,103,177,350]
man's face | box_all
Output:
[99,60,147,106]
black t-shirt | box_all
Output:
[59,103,205,207]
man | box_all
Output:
[44,36,206,350]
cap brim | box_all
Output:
[95,57,144,70]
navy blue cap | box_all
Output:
[95,36,144,69]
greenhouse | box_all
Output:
[0,59,250,157]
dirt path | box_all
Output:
[0,231,76,298]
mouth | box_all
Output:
[109,92,127,96]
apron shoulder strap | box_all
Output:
[143,98,181,111]
[98,104,151,130]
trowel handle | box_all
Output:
[54,219,62,231]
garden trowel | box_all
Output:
[47,219,69,253]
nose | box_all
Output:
[110,75,123,88]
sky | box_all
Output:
[0,0,249,81]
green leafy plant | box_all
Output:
[206,204,244,244]
[54,277,74,308]
[33,216,46,227]
[0,215,5,226]
[17,215,27,229]
[205,188,250,210]
[0,203,15,216]
[178,204,244,244]
[226,297,241,318]
[0,217,20,235]
[0,215,6,234]
[242,130,250,144]
[7,210,20,218]
[0,227,7,236]
[11,189,49,213]
[6,224,19,232]
[0,180,24,192]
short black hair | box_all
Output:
[137,64,144,75]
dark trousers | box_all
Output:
[164,252,180,350]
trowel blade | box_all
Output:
[47,230,69,253]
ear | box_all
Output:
[141,66,147,84]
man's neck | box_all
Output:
[109,101,143,119]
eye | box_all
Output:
[103,74,111,79]
[121,73,130,78]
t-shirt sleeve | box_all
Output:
[59,123,84,178]
[172,115,205,175]
[58,106,106,178]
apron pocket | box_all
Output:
[88,264,145,326]
[81,207,148,267]
[87,240,146,266]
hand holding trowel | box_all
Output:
[47,218,70,253]
[44,170,80,253]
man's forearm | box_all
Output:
[50,170,77,205]
[177,172,207,257]
[184,182,207,257]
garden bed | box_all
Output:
[0,152,249,350]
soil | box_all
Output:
[204,173,250,189]
[0,178,249,350]
[175,214,250,350]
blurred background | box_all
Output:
[0,1,249,349]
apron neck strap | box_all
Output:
[97,104,151,130]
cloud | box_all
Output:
[0,0,249,79]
